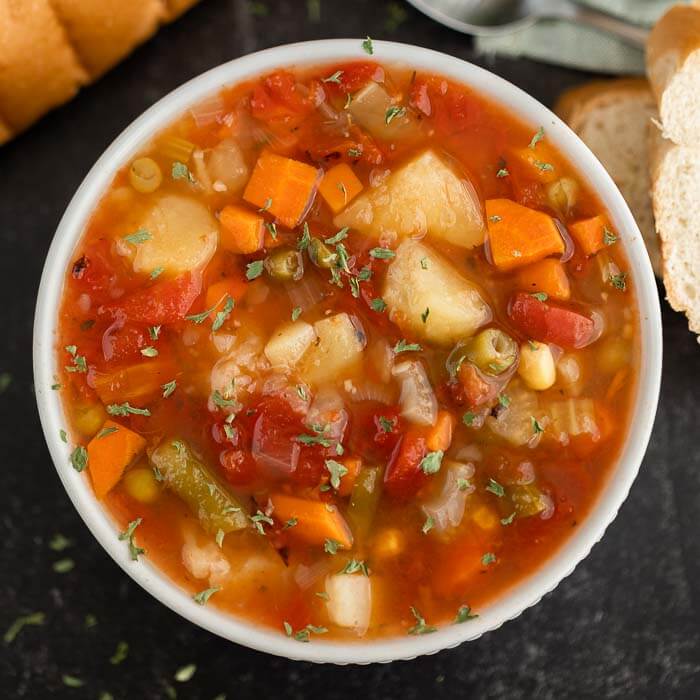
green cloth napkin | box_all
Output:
[474,0,688,74]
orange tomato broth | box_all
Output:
[56,59,639,641]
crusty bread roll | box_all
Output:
[50,0,166,78]
[554,79,660,275]
[648,125,700,341]
[0,0,87,133]
[646,4,700,148]
[0,0,201,143]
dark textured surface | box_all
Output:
[1,1,699,698]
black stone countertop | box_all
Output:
[1,1,699,697]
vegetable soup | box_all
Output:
[56,52,639,641]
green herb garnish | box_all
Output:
[420,450,443,475]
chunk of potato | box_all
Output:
[348,81,419,141]
[206,138,249,193]
[299,313,365,386]
[263,320,316,369]
[383,240,491,347]
[131,195,218,275]
[334,150,484,248]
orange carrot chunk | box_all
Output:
[243,150,321,228]
[569,215,612,257]
[205,276,247,313]
[426,410,455,452]
[516,258,571,301]
[337,456,363,498]
[486,198,564,271]
[318,163,363,214]
[87,420,147,499]
[219,205,264,254]
[269,493,353,549]
[508,144,559,184]
[92,359,176,405]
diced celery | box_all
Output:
[150,440,248,533]
[347,466,382,541]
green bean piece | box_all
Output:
[509,483,546,518]
[464,328,518,376]
[346,466,383,541]
[264,247,304,281]
[150,440,248,533]
[308,238,337,269]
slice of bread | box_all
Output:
[647,5,700,149]
[554,79,660,275]
[648,125,700,341]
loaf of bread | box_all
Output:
[648,127,700,339]
[0,0,201,145]
[554,79,660,275]
[646,4,700,148]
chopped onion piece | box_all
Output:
[190,94,226,127]
[284,271,325,312]
[421,461,474,532]
[392,360,438,426]
[306,386,348,447]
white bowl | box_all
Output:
[33,39,663,664]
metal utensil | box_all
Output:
[405,0,649,48]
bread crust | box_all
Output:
[0,0,88,132]
[554,78,652,128]
[555,78,661,276]
[49,0,166,79]
[648,125,700,340]
[646,5,700,103]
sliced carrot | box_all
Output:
[219,204,264,254]
[569,215,612,257]
[486,198,564,271]
[205,277,247,318]
[92,359,176,405]
[508,144,559,184]
[426,410,455,452]
[87,420,146,499]
[243,150,321,228]
[269,493,353,549]
[516,258,571,301]
[318,163,363,214]
[337,456,362,498]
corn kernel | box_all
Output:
[123,468,160,504]
[472,505,499,531]
[372,528,405,559]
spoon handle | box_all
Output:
[570,5,649,49]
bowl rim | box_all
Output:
[33,38,663,664]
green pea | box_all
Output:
[264,247,304,281]
[308,238,337,269]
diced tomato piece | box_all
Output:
[111,272,202,325]
[250,396,304,479]
[348,402,402,461]
[384,431,428,500]
[508,292,596,349]
[451,362,499,408]
[410,77,484,135]
[250,70,313,126]
[322,62,385,94]
[219,448,257,486]
[71,240,122,305]
[294,448,326,487]
[101,320,147,364]
[409,80,432,117]
[306,125,384,166]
